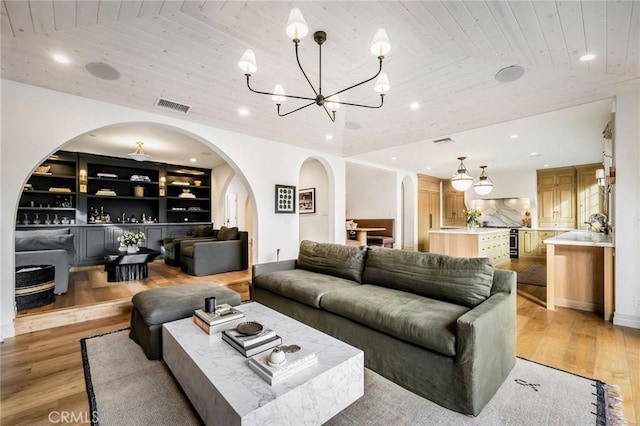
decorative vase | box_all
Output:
[467,221,476,230]
[127,245,138,254]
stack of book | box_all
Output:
[192,304,245,335]
[248,350,318,385]
[221,328,282,357]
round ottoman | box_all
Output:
[15,265,55,310]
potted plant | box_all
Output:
[466,209,482,230]
[118,231,146,253]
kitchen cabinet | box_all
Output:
[417,174,441,252]
[429,229,510,267]
[519,230,537,257]
[576,164,604,229]
[537,167,576,229]
[442,179,466,227]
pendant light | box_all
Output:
[450,157,473,191]
[473,166,494,195]
[128,141,151,162]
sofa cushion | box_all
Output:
[253,269,360,308]
[181,245,194,258]
[194,225,214,238]
[297,240,367,283]
[217,226,239,241]
[320,284,469,357]
[15,234,76,260]
[15,228,70,238]
[362,247,494,308]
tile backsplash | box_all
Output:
[470,198,531,227]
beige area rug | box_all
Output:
[81,329,625,426]
[517,264,547,286]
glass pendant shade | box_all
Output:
[238,49,257,74]
[451,157,473,191]
[128,141,151,162]
[370,29,391,56]
[473,166,494,195]
[326,94,340,111]
[272,84,287,103]
[286,8,309,39]
[374,73,390,93]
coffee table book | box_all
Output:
[192,315,244,335]
[249,351,318,385]
[194,304,244,326]
[221,332,282,357]
[223,328,276,348]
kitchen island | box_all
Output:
[428,228,510,267]
[544,230,614,321]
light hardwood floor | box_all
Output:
[2,260,638,425]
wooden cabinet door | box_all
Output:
[418,189,440,251]
[454,193,466,226]
[443,192,456,226]
[556,186,576,226]
[519,231,536,257]
[537,187,556,225]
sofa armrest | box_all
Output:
[454,275,516,414]
[252,259,297,281]
[15,249,70,294]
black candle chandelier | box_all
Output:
[238,8,391,122]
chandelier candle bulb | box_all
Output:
[286,8,309,40]
[370,29,391,57]
[326,95,340,111]
[374,73,390,93]
[272,84,287,103]
[238,49,257,74]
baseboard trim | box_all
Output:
[613,313,640,329]
[555,298,601,313]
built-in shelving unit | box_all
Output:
[165,166,212,223]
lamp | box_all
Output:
[79,169,87,193]
[159,176,166,197]
[450,157,473,192]
[239,8,391,122]
[128,141,151,162]
[473,166,494,195]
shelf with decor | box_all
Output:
[17,153,78,226]
[164,166,211,223]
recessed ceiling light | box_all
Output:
[391,157,397,160]
[579,53,596,62]
[426,167,432,171]
[326,134,333,140]
[190,158,197,162]
[543,164,550,168]
[410,102,420,109]
[52,53,70,64]
[510,134,518,139]
[238,108,249,116]
[529,152,541,157]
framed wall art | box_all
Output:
[275,184,296,213]
[299,188,316,214]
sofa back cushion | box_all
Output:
[15,228,70,238]
[297,240,367,283]
[216,226,239,241]
[194,225,215,238]
[15,234,76,260]
[362,247,494,308]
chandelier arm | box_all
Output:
[277,101,316,117]
[321,104,336,122]
[334,94,385,109]
[245,75,316,102]
[325,57,383,99]
[294,41,319,97]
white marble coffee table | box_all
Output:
[162,302,364,425]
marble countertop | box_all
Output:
[543,230,614,247]
[429,228,510,235]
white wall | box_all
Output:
[613,91,640,329]
[211,164,235,228]
[346,162,397,219]
[401,175,417,250]
[299,159,330,243]
[0,79,346,338]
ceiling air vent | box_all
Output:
[155,97,191,114]
[433,137,454,144]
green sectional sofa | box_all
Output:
[252,240,516,416]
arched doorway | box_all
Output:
[298,158,332,243]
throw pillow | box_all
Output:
[194,225,214,238]
[362,247,494,308]
[297,240,368,283]
[217,226,239,241]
